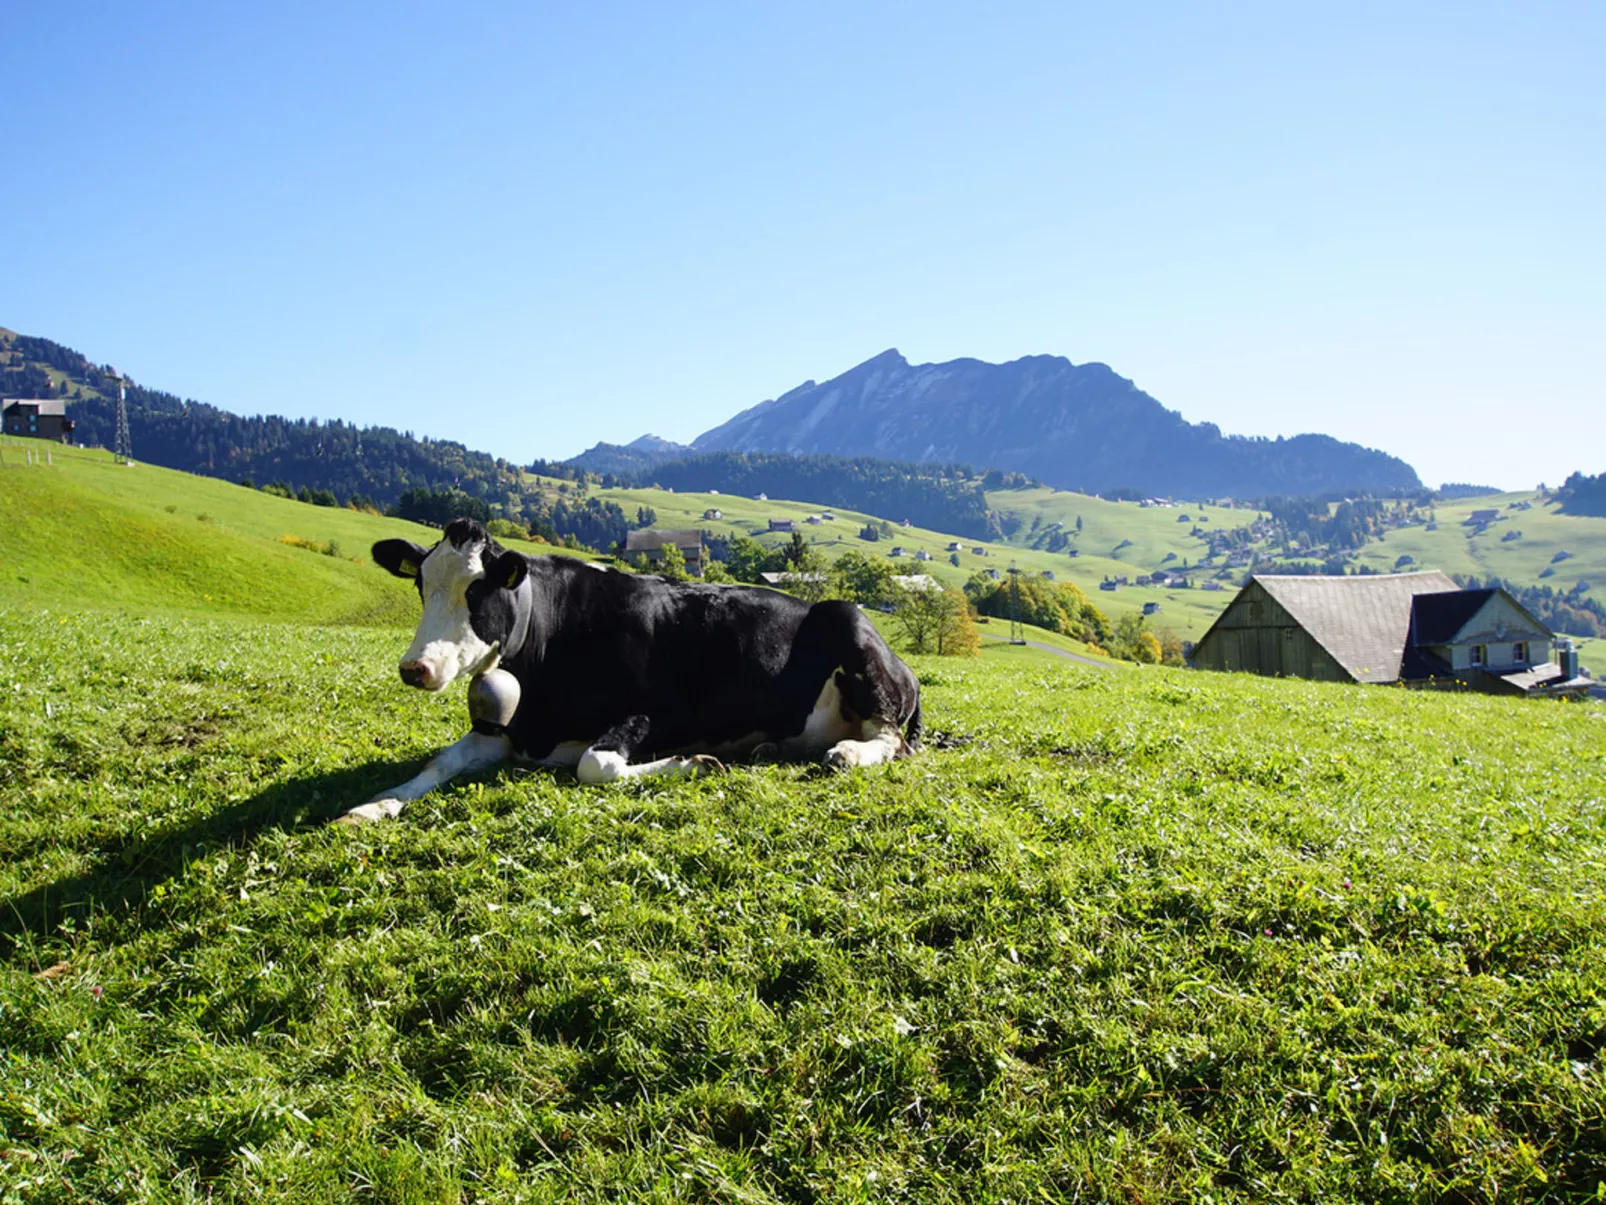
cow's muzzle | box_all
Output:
[399,660,433,689]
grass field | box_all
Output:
[3,605,1603,1203]
[3,451,1606,1202]
[0,443,574,627]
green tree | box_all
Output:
[830,551,897,607]
[656,542,689,582]
[725,537,781,583]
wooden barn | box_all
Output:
[1193,572,1590,696]
[623,529,704,575]
[1192,572,1459,683]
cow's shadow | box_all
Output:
[0,754,517,956]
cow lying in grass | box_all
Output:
[341,519,923,822]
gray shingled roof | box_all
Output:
[624,529,702,553]
[1254,571,1459,683]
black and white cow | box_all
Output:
[341,518,922,822]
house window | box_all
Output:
[1512,641,1528,664]
[1470,644,1486,666]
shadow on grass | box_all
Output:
[0,756,431,957]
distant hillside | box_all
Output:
[1,327,648,552]
[692,349,1423,500]
[570,434,692,478]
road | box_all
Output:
[978,631,1113,669]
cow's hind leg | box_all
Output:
[338,730,512,823]
[575,716,723,785]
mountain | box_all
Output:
[691,349,1422,500]
[569,434,693,478]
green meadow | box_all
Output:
[596,483,1231,642]
[2,445,1605,1203]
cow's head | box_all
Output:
[372,519,530,691]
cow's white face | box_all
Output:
[373,523,528,692]
[403,537,496,690]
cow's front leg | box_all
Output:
[338,730,512,823]
[575,716,724,784]
[824,724,905,770]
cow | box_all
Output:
[340,518,923,822]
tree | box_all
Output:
[934,590,981,656]
[725,537,782,583]
[656,542,689,582]
[830,551,898,607]
[892,584,976,656]
[787,545,831,603]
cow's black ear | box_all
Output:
[492,549,529,591]
[373,539,429,579]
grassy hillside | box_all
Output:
[2,444,1603,1200]
[1349,491,1606,587]
[2,608,1603,1202]
[0,440,570,626]
[598,484,1232,641]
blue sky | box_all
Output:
[4,2,1602,490]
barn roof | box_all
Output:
[1408,589,1498,645]
[1251,571,1460,683]
[624,529,701,552]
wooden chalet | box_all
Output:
[1193,572,1592,697]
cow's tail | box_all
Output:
[900,694,924,757]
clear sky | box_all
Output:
[4,2,1602,490]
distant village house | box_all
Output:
[623,529,704,576]
[3,399,74,442]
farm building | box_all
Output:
[767,518,794,533]
[623,529,704,575]
[3,398,75,442]
[758,572,826,589]
[702,508,723,520]
[1192,572,1592,697]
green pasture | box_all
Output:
[3,448,1605,1202]
[596,484,1229,641]
[3,606,1604,1203]
[0,442,571,626]
[1351,491,1606,595]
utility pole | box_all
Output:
[1007,564,1026,645]
[111,368,134,465]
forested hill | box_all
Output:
[2,328,1014,542]
[1556,470,1606,517]
[643,451,1012,541]
[2,327,541,507]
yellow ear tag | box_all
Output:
[400,560,420,578]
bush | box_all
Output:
[486,518,529,542]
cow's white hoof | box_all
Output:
[824,745,860,771]
[336,799,402,825]
[689,754,727,775]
